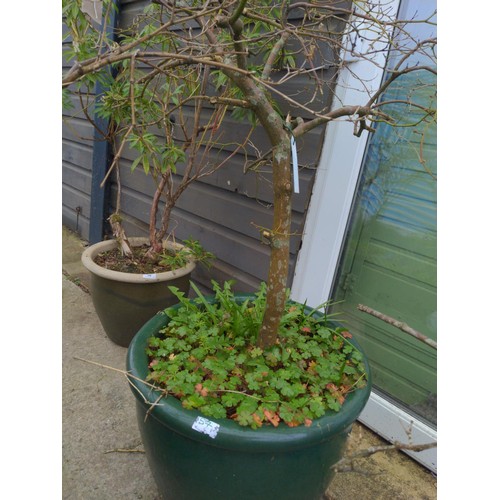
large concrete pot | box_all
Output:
[126,296,372,500]
[82,237,195,347]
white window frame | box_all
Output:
[291,0,437,473]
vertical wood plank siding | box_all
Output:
[62,1,346,292]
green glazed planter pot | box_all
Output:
[81,237,195,347]
[126,297,372,500]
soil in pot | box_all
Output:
[94,244,188,274]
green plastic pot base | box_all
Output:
[136,400,350,500]
[127,298,372,500]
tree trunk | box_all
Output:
[257,137,293,349]
[224,75,293,349]
[109,212,133,257]
[229,86,291,348]
[148,175,168,256]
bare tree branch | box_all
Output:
[357,304,437,349]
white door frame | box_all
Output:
[291,0,437,473]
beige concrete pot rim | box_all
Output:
[81,237,196,283]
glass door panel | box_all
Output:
[330,63,437,425]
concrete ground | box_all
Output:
[62,226,437,499]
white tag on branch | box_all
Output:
[291,135,299,194]
[142,274,157,280]
[192,416,220,439]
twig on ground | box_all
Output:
[104,448,145,454]
[333,440,437,473]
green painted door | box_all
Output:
[331,70,437,426]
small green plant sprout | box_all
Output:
[159,238,215,271]
[145,281,367,429]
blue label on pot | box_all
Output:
[142,274,157,280]
[192,416,220,439]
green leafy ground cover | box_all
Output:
[146,282,367,428]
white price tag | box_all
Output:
[291,135,299,194]
[192,416,220,439]
[142,274,157,280]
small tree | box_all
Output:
[63,0,437,349]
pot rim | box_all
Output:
[81,237,196,283]
[126,297,372,453]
